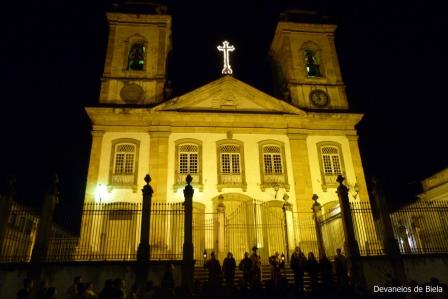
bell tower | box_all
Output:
[100,1,172,105]
[270,10,348,110]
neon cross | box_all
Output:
[217,41,235,75]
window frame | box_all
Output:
[300,41,325,79]
[216,139,247,192]
[174,139,203,191]
[258,140,290,192]
[316,142,345,191]
[123,34,148,72]
[109,138,140,191]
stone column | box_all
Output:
[216,195,225,261]
[148,129,170,202]
[85,130,105,203]
[137,174,154,262]
[347,136,369,202]
[182,175,194,289]
[282,193,294,263]
[30,174,59,281]
[287,133,313,212]
[0,176,15,255]
[136,175,154,297]
[78,130,104,256]
[371,177,407,283]
[336,175,364,288]
[311,194,325,258]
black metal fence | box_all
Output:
[0,201,39,262]
[390,200,448,254]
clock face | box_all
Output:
[309,90,330,107]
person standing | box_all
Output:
[306,252,319,292]
[290,247,307,295]
[66,276,82,299]
[319,253,333,289]
[250,246,261,285]
[238,252,252,287]
[17,278,34,299]
[269,252,283,288]
[204,251,222,286]
[334,248,348,287]
[222,252,236,285]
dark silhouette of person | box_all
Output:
[290,246,307,295]
[268,251,284,288]
[250,246,261,285]
[238,251,252,287]
[306,252,319,292]
[16,278,34,299]
[334,248,348,287]
[204,251,222,286]
[98,280,114,299]
[222,252,236,285]
[319,253,333,289]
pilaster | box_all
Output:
[149,129,171,202]
[347,135,369,202]
[85,130,105,203]
[288,133,313,212]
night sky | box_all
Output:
[2,1,447,231]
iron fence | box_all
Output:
[350,201,384,256]
[0,201,39,263]
[390,200,448,254]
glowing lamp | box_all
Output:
[95,184,108,203]
[203,250,207,260]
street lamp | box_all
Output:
[273,183,280,199]
[203,249,207,261]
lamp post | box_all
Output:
[273,183,280,199]
[282,193,292,263]
[182,174,194,289]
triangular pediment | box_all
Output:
[152,76,305,115]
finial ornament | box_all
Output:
[144,174,151,185]
[186,174,193,185]
[217,41,235,75]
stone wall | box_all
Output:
[0,261,182,299]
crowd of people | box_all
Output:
[203,246,349,295]
[15,247,447,299]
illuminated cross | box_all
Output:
[217,41,235,75]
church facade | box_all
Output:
[78,4,376,262]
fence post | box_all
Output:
[336,175,364,288]
[182,174,194,289]
[30,174,59,280]
[216,195,225,261]
[311,194,325,259]
[0,176,15,256]
[282,193,293,263]
[137,174,154,262]
[371,177,407,283]
[136,174,153,299]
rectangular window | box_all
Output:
[273,154,283,174]
[264,154,273,174]
[221,154,231,173]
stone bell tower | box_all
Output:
[99,1,172,105]
[270,9,349,110]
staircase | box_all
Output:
[194,264,316,290]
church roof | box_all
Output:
[152,75,305,115]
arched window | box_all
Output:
[174,139,203,190]
[304,49,321,77]
[259,141,289,191]
[110,140,140,187]
[128,43,145,71]
[317,142,345,189]
[217,140,247,191]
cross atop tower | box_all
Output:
[217,41,235,75]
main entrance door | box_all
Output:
[217,194,286,263]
